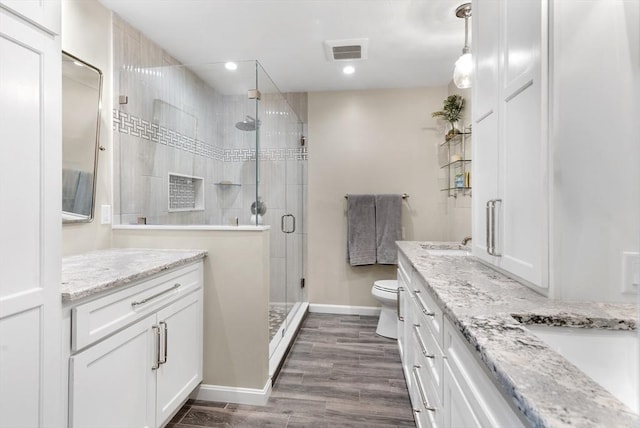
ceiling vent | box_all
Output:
[324,38,369,62]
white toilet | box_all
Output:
[371,280,399,339]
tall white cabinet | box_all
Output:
[471,0,549,290]
[0,2,62,428]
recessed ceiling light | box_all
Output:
[225,62,238,71]
[343,65,355,75]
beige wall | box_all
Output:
[112,228,270,389]
[61,0,113,255]
[443,81,472,242]
[307,87,450,307]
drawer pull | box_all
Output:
[413,324,435,359]
[131,283,181,308]
[413,290,435,317]
[151,325,161,370]
[397,286,405,322]
[412,365,436,412]
[159,321,168,365]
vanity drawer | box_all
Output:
[411,274,444,347]
[71,262,203,352]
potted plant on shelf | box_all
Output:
[432,95,465,140]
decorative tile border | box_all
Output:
[114,109,307,161]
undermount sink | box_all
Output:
[425,249,471,256]
[526,324,639,413]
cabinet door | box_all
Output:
[0,0,60,34]
[472,0,501,122]
[155,289,203,426]
[471,112,500,265]
[69,316,157,428]
[443,362,482,428]
[0,8,61,428]
[500,0,548,288]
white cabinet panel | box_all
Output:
[502,81,547,287]
[503,0,541,95]
[70,315,157,428]
[0,0,60,34]
[0,15,43,298]
[443,362,482,428]
[473,0,500,121]
[0,309,41,428]
[0,6,61,428]
[156,290,203,426]
[471,113,500,264]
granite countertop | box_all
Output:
[397,241,638,428]
[61,248,207,302]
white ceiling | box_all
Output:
[99,0,470,93]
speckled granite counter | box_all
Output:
[398,241,638,428]
[61,248,207,302]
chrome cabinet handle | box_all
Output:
[397,286,405,322]
[413,324,435,359]
[152,325,161,370]
[413,289,435,317]
[486,200,492,255]
[131,283,181,308]
[412,365,436,412]
[159,321,168,365]
[487,199,502,257]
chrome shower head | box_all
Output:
[235,115,257,131]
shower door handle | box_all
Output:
[281,214,295,233]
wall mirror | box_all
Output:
[62,51,103,223]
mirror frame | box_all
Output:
[62,50,104,224]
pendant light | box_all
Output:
[453,3,472,89]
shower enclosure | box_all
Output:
[113,60,307,363]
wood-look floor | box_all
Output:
[168,313,415,427]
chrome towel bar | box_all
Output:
[345,193,409,199]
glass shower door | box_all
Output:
[283,120,305,328]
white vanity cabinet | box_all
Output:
[67,261,204,428]
[471,0,549,290]
[397,255,524,428]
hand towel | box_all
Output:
[347,194,377,266]
[375,194,402,264]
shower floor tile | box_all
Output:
[269,303,288,340]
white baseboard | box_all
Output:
[308,303,381,316]
[191,379,272,406]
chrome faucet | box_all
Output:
[461,236,472,246]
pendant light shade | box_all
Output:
[453,3,472,89]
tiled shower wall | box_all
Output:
[112,16,306,227]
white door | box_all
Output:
[155,290,203,426]
[69,315,157,428]
[499,0,548,288]
[471,0,501,265]
[0,7,61,428]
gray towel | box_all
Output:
[375,194,402,264]
[347,194,377,266]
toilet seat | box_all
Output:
[373,280,399,294]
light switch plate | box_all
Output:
[101,205,111,225]
[622,252,640,294]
